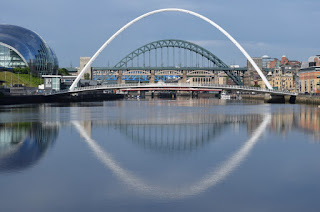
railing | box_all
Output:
[45,83,298,96]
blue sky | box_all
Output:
[1,0,319,67]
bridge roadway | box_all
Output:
[93,66,247,71]
[48,83,298,96]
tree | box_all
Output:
[13,67,29,74]
[84,73,90,80]
[58,68,70,76]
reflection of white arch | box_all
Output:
[70,8,273,91]
[73,114,271,199]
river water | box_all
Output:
[0,98,320,212]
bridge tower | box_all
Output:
[244,57,263,87]
[78,57,92,80]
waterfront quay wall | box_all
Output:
[241,94,265,101]
[242,94,320,105]
[295,95,320,105]
[0,91,124,105]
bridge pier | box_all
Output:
[182,70,187,83]
[285,95,296,104]
[191,91,199,98]
[150,70,155,83]
[117,70,123,84]
[264,94,284,103]
[264,94,296,104]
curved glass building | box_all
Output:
[0,24,58,75]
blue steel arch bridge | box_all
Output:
[92,39,247,85]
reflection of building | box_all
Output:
[270,113,294,135]
[0,122,58,172]
[268,108,320,141]
[298,107,320,138]
[298,55,320,93]
[0,25,58,75]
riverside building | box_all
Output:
[0,24,58,76]
[298,55,320,94]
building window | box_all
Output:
[305,80,307,92]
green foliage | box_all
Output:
[58,68,70,76]
[253,84,260,87]
[0,71,43,87]
[84,73,90,80]
[13,67,30,74]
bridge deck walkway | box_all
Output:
[46,83,298,96]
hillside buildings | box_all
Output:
[250,55,301,91]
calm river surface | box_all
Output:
[1,98,320,212]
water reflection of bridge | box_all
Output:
[73,114,272,199]
[90,113,263,153]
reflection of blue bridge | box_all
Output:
[92,39,246,85]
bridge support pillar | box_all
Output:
[192,91,199,98]
[214,72,219,84]
[264,94,285,104]
[150,70,155,83]
[117,71,123,84]
[284,95,296,104]
[182,70,187,83]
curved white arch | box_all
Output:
[72,114,271,199]
[69,8,273,91]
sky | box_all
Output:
[1,0,319,67]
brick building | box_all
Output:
[298,55,320,94]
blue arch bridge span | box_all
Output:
[92,39,246,85]
[48,39,298,102]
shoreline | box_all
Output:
[0,92,124,105]
[241,94,320,105]
[2,92,320,106]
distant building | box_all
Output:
[42,75,62,91]
[41,75,97,91]
[262,55,273,69]
[268,68,295,91]
[268,55,301,70]
[244,57,263,87]
[65,67,78,76]
[298,55,320,93]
